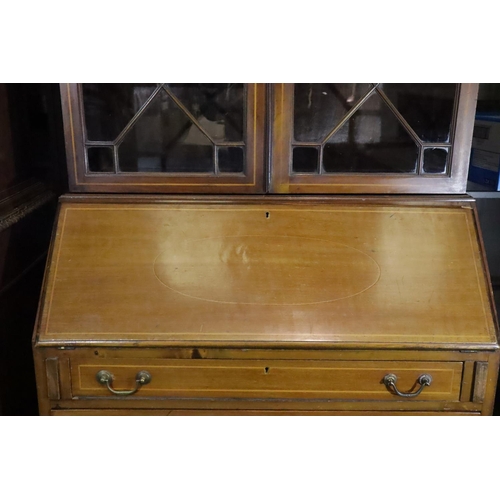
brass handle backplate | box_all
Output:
[96,370,152,396]
[383,373,432,398]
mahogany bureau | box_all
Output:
[33,84,500,415]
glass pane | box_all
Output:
[292,147,319,173]
[82,84,157,141]
[423,147,448,174]
[87,147,114,172]
[167,84,244,142]
[380,84,457,143]
[118,90,214,173]
[323,92,418,174]
[218,147,244,173]
[294,83,373,142]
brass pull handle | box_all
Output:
[96,370,151,396]
[383,373,432,398]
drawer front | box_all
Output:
[70,359,463,402]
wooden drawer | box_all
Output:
[70,359,463,402]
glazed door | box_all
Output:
[61,83,266,193]
[270,83,478,194]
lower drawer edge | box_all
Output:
[50,409,481,416]
[47,398,482,414]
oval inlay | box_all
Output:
[154,235,380,305]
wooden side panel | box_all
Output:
[473,361,489,403]
[33,350,51,416]
[474,352,500,414]
[45,358,60,400]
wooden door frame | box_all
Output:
[270,83,479,194]
[61,83,267,194]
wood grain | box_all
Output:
[71,359,462,401]
[473,361,489,403]
[36,199,498,348]
[45,358,60,400]
[34,346,497,414]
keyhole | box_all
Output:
[265,212,270,219]
[264,367,270,374]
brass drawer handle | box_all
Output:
[96,370,152,396]
[383,373,432,398]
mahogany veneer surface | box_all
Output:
[35,198,497,349]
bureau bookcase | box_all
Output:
[33,83,499,415]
